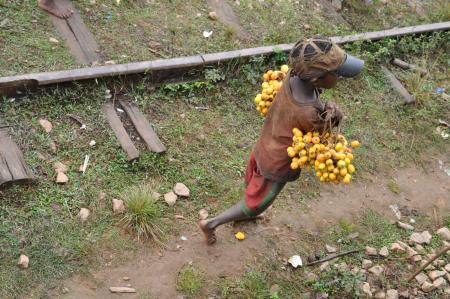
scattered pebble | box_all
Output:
[362,259,373,270]
[365,246,378,256]
[433,277,447,289]
[56,172,69,184]
[164,191,177,206]
[173,183,190,197]
[203,30,213,38]
[415,272,429,285]
[409,231,432,245]
[386,289,398,299]
[38,118,53,133]
[61,287,69,294]
[379,246,389,257]
[208,11,217,20]
[104,60,116,65]
[288,255,302,268]
[49,37,59,44]
[368,265,384,276]
[123,276,130,281]
[390,242,405,253]
[428,270,446,281]
[109,287,136,293]
[112,198,125,214]
[374,290,386,299]
[17,254,29,269]
[89,140,96,147]
[180,236,187,241]
[421,281,435,292]
[325,244,337,254]
[77,208,90,222]
[397,221,414,230]
[436,227,450,241]
[53,161,68,173]
[319,261,329,271]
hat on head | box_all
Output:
[289,37,364,80]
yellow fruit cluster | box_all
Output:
[254,65,289,117]
[287,129,361,185]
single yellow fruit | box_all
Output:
[343,174,351,185]
[322,172,329,179]
[333,168,340,175]
[262,82,269,89]
[281,64,289,74]
[313,132,320,137]
[300,156,308,165]
[266,87,274,95]
[318,163,326,170]
[290,161,299,170]
[300,149,307,156]
[263,73,269,81]
[346,153,354,160]
[259,101,265,108]
[312,136,320,144]
[316,154,325,163]
[348,164,355,174]
[324,152,332,160]
[335,143,343,152]
[337,160,346,168]
[340,168,348,176]
[329,173,336,180]
[319,176,326,182]
[266,101,272,108]
[254,94,262,104]
[235,231,245,240]
[270,72,278,80]
[327,165,334,172]
[267,70,273,77]
[292,128,300,135]
[262,108,268,115]
[304,135,312,144]
[326,159,333,166]
[351,140,360,149]
[316,171,323,177]
[256,106,261,112]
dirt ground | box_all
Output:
[58,158,450,299]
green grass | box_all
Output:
[120,184,166,242]
[177,265,204,298]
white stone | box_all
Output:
[109,287,136,293]
[421,281,434,292]
[208,11,217,20]
[164,191,177,206]
[53,162,68,173]
[437,227,450,241]
[410,231,432,245]
[415,272,429,285]
[445,263,450,273]
[362,259,373,269]
[445,286,450,294]
[173,183,190,197]
[428,270,446,281]
[361,282,372,297]
[411,255,422,262]
[38,118,53,132]
[386,289,398,299]
[397,221,414,230]
[432,277,447,289]
[374,291,386,298]
[56,172,69,184]
[390,243,405,253]
[406,247,418,258]
[368,265,384,276]
[77,208,90,222]
[379,246,389,257]
[319,261,329,271]
[366,246,378,256]
[112,198,125,214]
[398,290,409,298]
[17,254,29,269]
[325,244,337,254]
[49,37,59,44]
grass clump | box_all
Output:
[120,184,166,243]
[177,265,204,297]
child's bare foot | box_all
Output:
[38,0,74,19]
[199,220,217,245]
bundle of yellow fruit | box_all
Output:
[287,129,360,184]
[254,64,290,117]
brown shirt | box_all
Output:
[253,77,326,183]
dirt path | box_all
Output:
[60,159,450,298]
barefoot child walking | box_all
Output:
[200,37,364,245]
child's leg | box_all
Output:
[200,153,285,244]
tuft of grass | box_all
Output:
[176,265,204,297]
[120,184,166,243]
[387,180,401,194]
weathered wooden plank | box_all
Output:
[391,58,428,77]
[381,66,415,105]
[0,117,34,186]
[102,103,139,162]
[1,21,449,94]
[119,100,166,153]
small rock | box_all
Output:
[445,286,450,294]
[208,11,217,20]
[432,277,447,289]
[48,139,57,152]
[173,183,190,197]
[361,282,372,297]
[421,281,434,292]
[152,192,161,199]
[112,198,125,214]
[89,140,96,146]
[56,172,69,184]
[350,266,360,276]
[269,284,280,295]
[104,60,116,65]
[148,40,161,49]
[306,272,319,281]
[415,272,429,285]
[411,255,422,262]
[49,37,59,44]
[109,287,136,293]
[406,246,419,258]
[53,161,68,173]
[368,265,384,276]
[415,244,425,253]
[38,118,53,133]
[428,270,446,281]
[433,259,445,267]
[437,227,450,241]
[445,263,450,272]
[398,290,409,298]
[303,24,311,30]
[391,243,405,253]
[379,246,389,257]
[199,209,208,220]
[17,254,29,269]
[62,287,69,294]
[397,221,414,230]
[331,0,342,11]
[164,191,177,206]
[374,290,386,299]
[386,289,398,299]
[410,231,432,245]
[362,259,373,269]
[319,261,329,271]
[77,208,90,222]
[325,244,337,254]
[366,246,378,256]
[98,192,106,201]
[123,276,130,281]
[446,272,450,282]
[315,293,328,299]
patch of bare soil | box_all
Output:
[59,158,449,298]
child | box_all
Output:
[200,37,364,245]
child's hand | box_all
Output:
[324,102,344,127]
